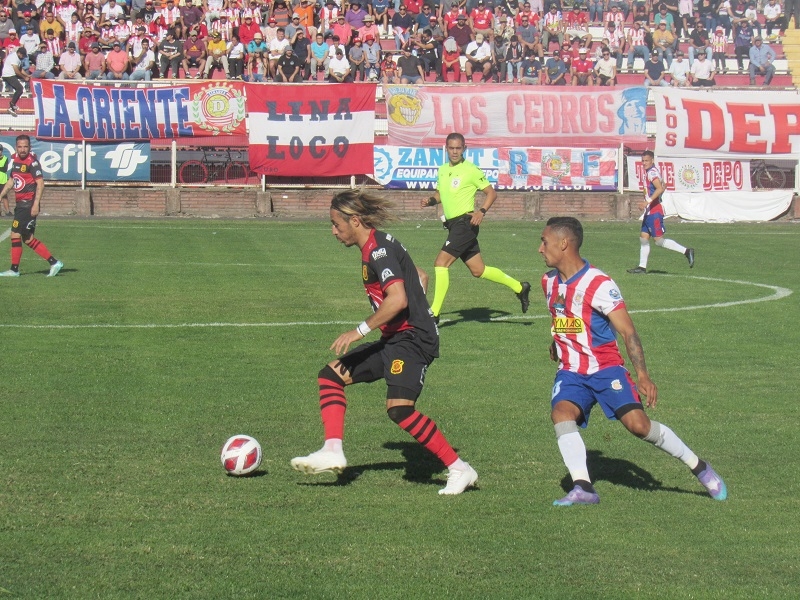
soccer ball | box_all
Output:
[220,435,262,476]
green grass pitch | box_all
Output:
[1,217,798,599]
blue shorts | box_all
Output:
[551,366,642,427]
[641,211,666,238]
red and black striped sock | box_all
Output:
[318,365,347,440]
[10,239,22,272]
[397,410,458,467]
[24,237,55,263]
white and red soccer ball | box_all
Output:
[220,435,262,476]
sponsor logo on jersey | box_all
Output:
[380,268,394,282]
[371,248,387,261]
[450,177,461,189]
[611,379,623,391]
[362,265,368,280]
[552,316,584,334]
[390,359,404,374]
[609,288,621,300]
[553,293,567,316]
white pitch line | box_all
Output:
[0,228,10,244]
[0,276,792,329]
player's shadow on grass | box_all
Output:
[558,450,706,497]
[439,306,533,327]
[296,442,454,488]
[35,267,77,276]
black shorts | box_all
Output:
[12,203,36,237]
[185,57,203,67]
[334,331,433,401]
[442,214,481,262]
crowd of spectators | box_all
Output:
[0,0,791,87]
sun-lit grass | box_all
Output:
[0,218,798,598]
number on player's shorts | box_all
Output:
[551,380,561,400]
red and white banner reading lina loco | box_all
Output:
[652,88,800,158]
[33,80,247,140]
[385,85,648,147]
[626,157,751,192]
[247,83,376,177]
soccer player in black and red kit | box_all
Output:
[0,135,63,278]
[291,190,478,495]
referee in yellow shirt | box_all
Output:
[421,132,530,323]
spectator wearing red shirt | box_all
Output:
[238,14,261,45]
[470,0,494,40]
[571,46,595,84]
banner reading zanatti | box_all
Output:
[626,156,751,192]
[385,85,648,147]
[32,80,246,140]
[652,88,800,158]
[247,83,376,177]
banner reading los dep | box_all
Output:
[652,88,800,158]
[385,85,648,147]
[33,80,246,141]
[247,83,376,177]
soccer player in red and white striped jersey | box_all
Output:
[539,217,725,505]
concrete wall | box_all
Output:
[39,186,798,221]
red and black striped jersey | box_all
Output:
[361,229,439,358]
[11,153,43,203]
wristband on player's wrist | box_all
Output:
[357,321,371,337]
[478,207,487,214]
[427,196,438,207]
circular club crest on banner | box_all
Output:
[678,164,701,190]
[190,84,246,135]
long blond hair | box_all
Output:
[330,190,397,230]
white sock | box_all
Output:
[639,237,651,269]
[323,438,343,453]
[448,458,469,472]
[645,421,699,469]
[557,431,591,483]
[659,238,687,254]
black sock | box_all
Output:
[691,460,707,477]
[48,257,57,266]
[574,479,596,494]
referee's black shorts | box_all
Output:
[441,213,480,262]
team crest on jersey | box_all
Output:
[609,288,621,300]
[380,268,394,282]
[450,177,461,189]
[362,265,368,281]
[553,293,567,316]
[552,317,584,334]
[390,359,404,374]
[20,165,27,173]
[573,293,584,306]
[371,248,387,261]
[611,379,623,391]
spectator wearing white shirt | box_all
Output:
[464,32,493,81]
[667,49,690,85]
[688,51,715,85]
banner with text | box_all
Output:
[33,80,246,141]
[0,136,150,181]
[498,148,617,191]
[373,146,615,191]
[248,83,376,177]
[385,85,648,147]
[652,88,800,158]
[626,156,751,192]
